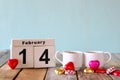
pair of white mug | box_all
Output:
[55,51,111,70]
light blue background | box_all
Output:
[0,0,120,53]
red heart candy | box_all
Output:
[112,70,120,76]
[8,59,18,69]
[64,62,75,70]
[95,68,106,73]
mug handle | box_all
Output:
[55,51,63,64]
[104,52,112,63]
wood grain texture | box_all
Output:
[110,75,120,80]
[0,50,10,67]
[1,53,120,80]
[15,68,47,80]
[0,64,21,80]
[45,68,77,80]
[77,71,113,80]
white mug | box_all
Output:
[55,51,83,70]
[84,51,111,67]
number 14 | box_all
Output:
[19,49,50,64]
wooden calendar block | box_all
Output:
[11,46,33,68]
[11,38,55,68]
[34,46,55,68]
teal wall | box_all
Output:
[0,0,120,53]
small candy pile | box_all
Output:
[84,66,120,77]
[55,62,76,75]
[84,60,105,73]
[55,60,120,77]
[84,67,107,74]
[83,60,120,77]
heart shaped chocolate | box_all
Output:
[89,60,100,70]
[64,62,75,70]
[8,59,18,69]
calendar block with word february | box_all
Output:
[10,39,55,68]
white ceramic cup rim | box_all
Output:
[84,51,106,54]
[64,51,83,53]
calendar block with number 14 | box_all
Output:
[10,39,55,68]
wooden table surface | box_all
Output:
[0,53,120,80]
